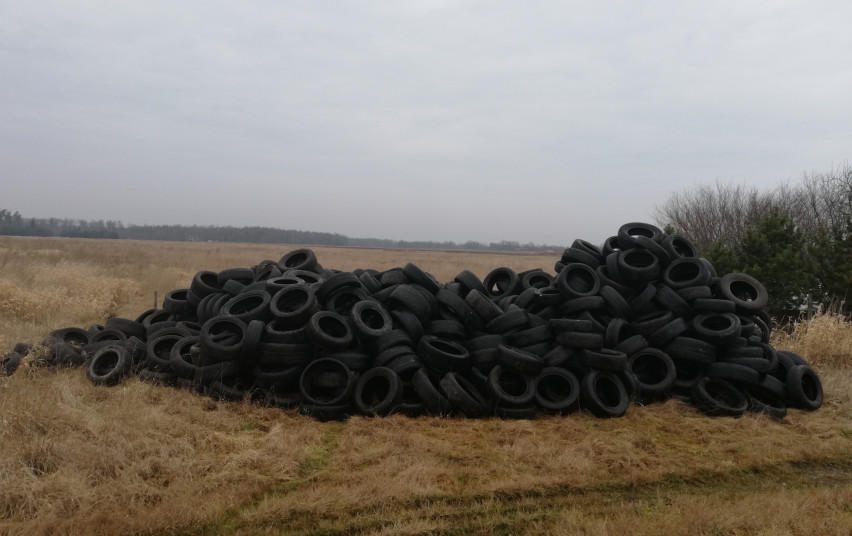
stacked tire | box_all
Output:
[3,226,824,421]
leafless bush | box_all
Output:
[657,164,852,251]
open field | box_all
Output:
[1,236,851,536]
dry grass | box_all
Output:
[1,236,851,536]
[773,312,852,369]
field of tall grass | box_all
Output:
[1,236,851,535]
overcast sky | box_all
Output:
[1,1,850,245]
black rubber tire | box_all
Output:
[582,348,628,372]
[483,267,520,299]
[386,353,421,377]
[105,318,146,340]
[706,362,761,386]
[654,286,693,318]
[354,367,403,416]
[91,328,127,345]
[721,357,772,374]
[379,269,408,287]
[496,344,544,374]
[615,334,649,356]
[454,270,486,295]
[199,316,246,363]
[521,269,553,290]
[221,280,246,296]
[557,263,601,298]
[662,234,699,259]
[418,335,470,372]
[278,249,319,273]
[412,368,452,415]
[786,365,823,411]
[507,325,551,347]
[439,372,489,417]
[197,293,230,323]
[264,320,307,344]
[221,290,271,323]
[465,290,503,323]
[193,360,241,384]
[87,345,132,386]
[283,269,325,286]
[692,313,741,346]
[581,370,629,418]
[693,298,736,313]
[436,289,481,331]
[269,285,317,327]
[50,327,91,346]
[306,311,354,351]
[467,334,503,350]
[252,364,302,388]
[691,377,748,416]
[663,337,716,364]
[485,309,528,334]
[488,365,535,406]
[599,286,631,319]
[388,285,432,324]
[428,319,465,341]
[628,348,676,394]
[316,272,362,303]
[299,358,354,406]
[534,367,580,412]
[375,329,412,353]
[391,309,424,341]
[561,246,602,268]
[718,273,769,312]
[648,317,688,347]
[676,286,713,302]
[556,331,604,350]
[362,342,406,368]
[162,289,191,317]
[632,235,671,264]
[169,336,200,379]
[324,287,369,316]
[618,222,663,247]
[663,258,712,289]
[351,300,392,339]
[191,271,222,298]
[597,264,634,296]
[630,283,658,316]
[358,272,382,294]
[402,263,440,293]
[2,352,23,376]
[326,351,372,372]
[146,334,183,369]
[560,296,606,315]
[617,249,660,282]
[218,267,254,286]
[549,318,596,333]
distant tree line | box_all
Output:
[657,165,852,317]
[0,209,122,238]
[0,209,559,253]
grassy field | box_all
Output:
[1,236,851,536]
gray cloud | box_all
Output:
[1,1,850,245]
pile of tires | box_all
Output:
[1,222,823,421]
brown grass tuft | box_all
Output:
[772,312,852,368]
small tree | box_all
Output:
[705,210,819,317]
